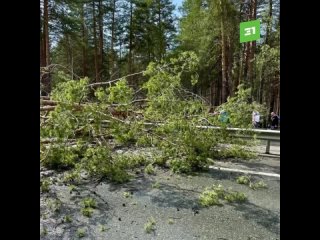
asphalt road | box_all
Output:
[40,154,280,240]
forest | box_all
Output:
[40,0,280,114]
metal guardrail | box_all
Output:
[48,119,280,155]
[188,125,279,154]
[102,120,280,154]
[122,121,280,154]
[219,127,280,154]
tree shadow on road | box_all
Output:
[40,185,111,240]
[230,201,280,235]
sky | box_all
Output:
[172,0,183,7]
[172,0,183,16]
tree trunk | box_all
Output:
[67,35,74,80]
[81,3,88,77]
[119,31,122,78]
[92,1,99,82]
[216,75,221,106]
[268,77,274,113]
[265,0,273,45]
[158,0,163,60]
[243,1,250,87]
[276,80,280,115]
[210,81,214,106]
[110,0,116,78]
[220,0,228,103]
[128,0,134,85]
[258,65,264,104]
[243,42,250,87]
[247,0,257,94]
[41,0,51,95]
[40,6,45,67]
[40,6,44,96]
[44,0,49,66]
[237,0,244,89]
[227,36,233,96]
[98,0,104,79]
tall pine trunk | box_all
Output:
[128,0,134,85]
[67,35,74,80]
[237,0,244,88]
[110,0,116,78]
[265,0,273,45]
[220,0,228,103]
[158,0,163,60]
[92,1,99,82]
[41,0,51,95]
[247,0,257,93]
[98,0,104,79]
[44,0,49,66]
[81,3,88,77]
[227,36,233,96]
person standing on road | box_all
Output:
[252,111,260,128]
[270,112,279,130]
[219,110,229,124]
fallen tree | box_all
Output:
[41,51,263,182]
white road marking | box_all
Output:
[208,166,280,178]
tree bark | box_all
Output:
[92,0,100,82]
[227,36,233,96]
[98,0,104,79]
[265,0,273,45]
[258,65,264,104]
[158,0,163,60]
[67,35,74,80]
[247,0,257,88]
[41,0,51,95]
[220,0,228,103]
[44,0,49,66]
[81,3,88,77]
[128,0,134,86]
[110,0,116,78]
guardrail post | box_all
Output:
[265,140,271,154]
